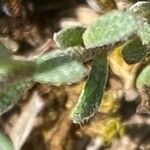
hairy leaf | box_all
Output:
[71,50,108,123]
[0,79,32,114]
[64,46,98,62]
[122,37,148,64]
[136,64,150,89]
[138,22,150,45]
[33,50,87,86]
[130,1,150,22]
[83,10,137,48]
[53,26,85,49]
[0,60,35,90]
[0,132,14,150]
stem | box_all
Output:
[9,91,44,150]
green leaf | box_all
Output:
[65,46,98,62]
[122,37,148,64]
[0,79,32,114]
[71,50,108,123]
[0,60,36,91]
[63,46,86,61]
[138,22,150,45]
[33,50,88,86]
[0,132,14,150]
[136,64,150,89]
[0,43,11,63]
[129,1,150,22]
[83,10,137,48]
[53,26,85,49]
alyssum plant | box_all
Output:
[0,1,149,149]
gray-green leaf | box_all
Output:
[64,46,98,62]
[0,60,35,91]
[71,50,108,123]
[33,50,87,86]
[138,22,150,45]
[0,132,14,150]
[122,37,148,64]
[53,26,85,49]
[129,1,150,23]
[83,10,137,48]
[136,64,150,89]
[0,79,32,114]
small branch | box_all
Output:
[12,38,54,61]
[9,91,45,150]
